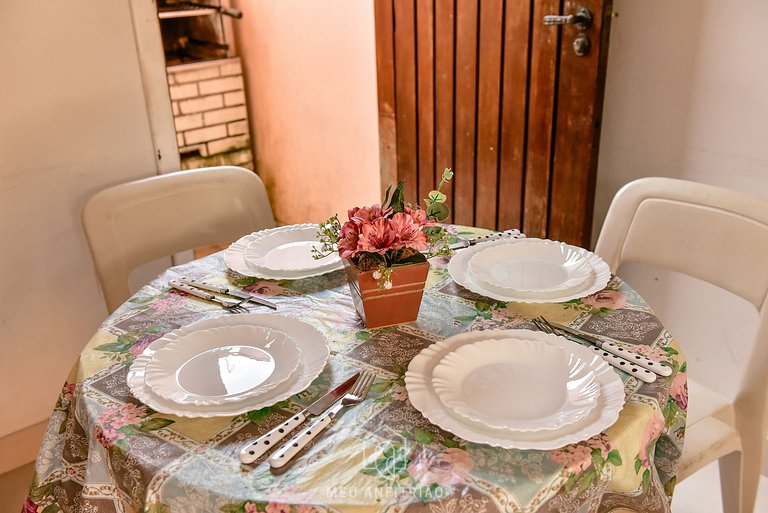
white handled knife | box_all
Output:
[549,321,672,377]
[448,229,524,250]
[239,372,360,464]
[180,277,277,310]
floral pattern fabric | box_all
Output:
[26,227,687,513]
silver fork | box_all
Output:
[268,370,377,469]
[532,317,656,384]
[169,280,250,313]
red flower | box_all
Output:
[390,212,429,251]
[358,217,398,254]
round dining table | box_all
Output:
[26,226,688,513]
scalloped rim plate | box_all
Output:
[244,225,340,273]
[448,238,611,303]
[127,313,329,418]
[224,224,344,279]
[432,337,600,431]
[405,329,625,450]
[143,325,301,406]
[467,239,593,295]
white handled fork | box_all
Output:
[268,371,376,469]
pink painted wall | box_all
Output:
[231,0,381,225]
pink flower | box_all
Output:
[582,290,626,310]
[404,206,435,227]
[22,496,38,513]
[295,505,316,513]
[358,218,398,255]
[390,213,429,251]
[266,503,290,513]
[348,204,390,224]
[639,410,666,467]
[243,281,285,296]
[244,503,260,513]
[337,220,361,259]
[670,371,688,410]
[407,446,475,487]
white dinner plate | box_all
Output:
[143,325,301,406]
[405,329,625,450]
[432,337,600,431]
[224,224,344,280]
[467,239,592,296]
[448,238,611,303]
[244,225,340,273]
[127,313,329,418]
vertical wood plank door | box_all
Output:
[374,0,612,248]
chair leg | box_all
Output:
[718,450,742,513]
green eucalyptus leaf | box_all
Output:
[443,168,454,180]
[427,190,447,204]
[634,458,643,473]
[426,202,449,221]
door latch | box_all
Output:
[543,6,593,30]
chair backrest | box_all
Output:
[594,176,768,421]
[83,166,275,312]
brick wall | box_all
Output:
[167,57,254,170]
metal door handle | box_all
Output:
[543,6,593,30]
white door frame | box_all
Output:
[128,0,181,175]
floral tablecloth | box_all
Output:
[27,227,687,513]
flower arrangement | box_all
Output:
[315,168,454,288]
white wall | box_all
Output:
[594,0,768,470]
[230,0,381,225]
[0,1,162,447]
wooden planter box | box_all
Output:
[343,260,430,328]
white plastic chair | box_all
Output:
[595,177,768,513]
[83,166,275,313]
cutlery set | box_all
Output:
[239,371,375,468]
[169,278,277,312]
[532,317,671,383]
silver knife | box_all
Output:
[239,372,360,464]
[449,229,524,250]
[549,321,672,377]
[180,277,277,310]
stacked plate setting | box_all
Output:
[405,329,625,450]
[448,237,612,303]
[127,314,329,418]
[224,224,344,280]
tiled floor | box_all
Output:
[673,462,768,512]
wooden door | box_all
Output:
[374,0,612,248]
